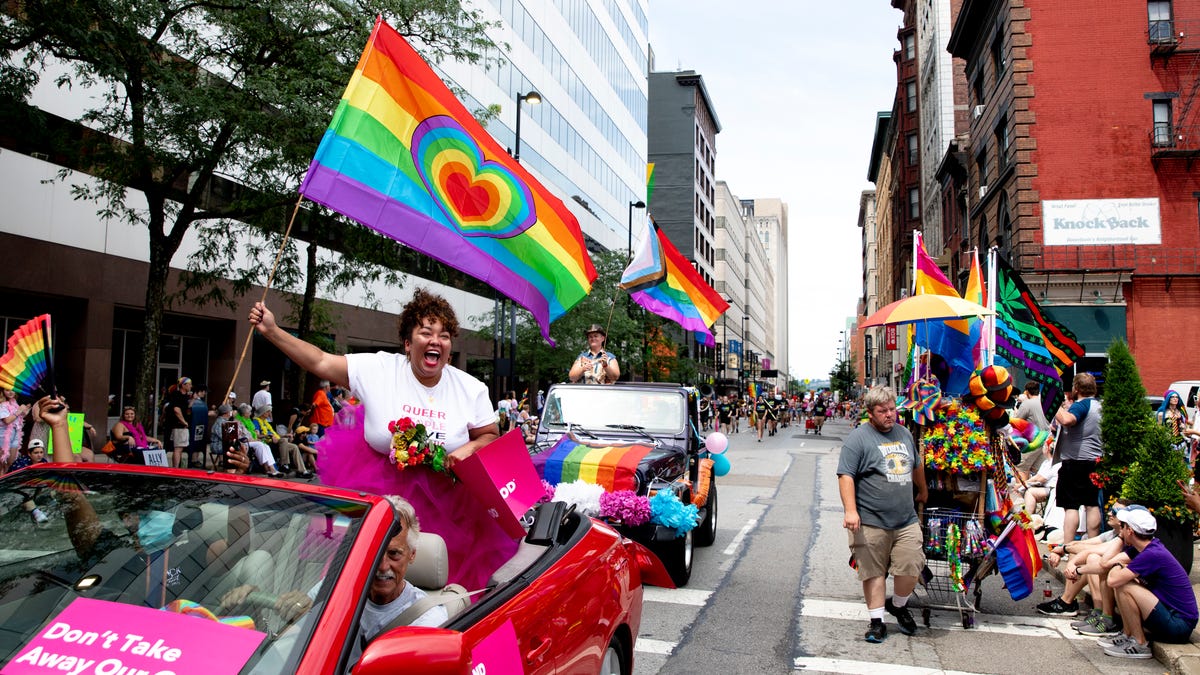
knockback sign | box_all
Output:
[1042,198,1161,246]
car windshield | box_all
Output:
[542,386,686,435]
[0,468,369,673]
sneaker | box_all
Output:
[1097,634,1134,649]
[1077,615,1122,637]
[1036,597,1079,616]
[864,621,887,643]
[1103,639,1152,659]
[1070,609,1102,632]
[885,598,918,635]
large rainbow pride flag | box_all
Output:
[620,218,728,346]
[299,18,595,341]
[540,435,653,492]
[994,520,1042,601]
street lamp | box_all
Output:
[513,90,542,163]
[628,200,646,255]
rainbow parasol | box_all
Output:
[0,314,55,396]
[860,295,993,328]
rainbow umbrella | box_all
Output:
[860,295,993,328]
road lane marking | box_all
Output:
[723,517,758,555]
[643,587,712,606]
[635,638,676,655]
[800,597,1093,640]
[793,657,981,674]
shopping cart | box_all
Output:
[918,506,996,628]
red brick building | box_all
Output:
[948,0,1200,392]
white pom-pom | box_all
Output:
[551,479,605,517]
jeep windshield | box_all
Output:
[541,386,687,435]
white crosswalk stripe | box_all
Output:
[635,637,676,655]
[793,656,982,674]
[800,596,1096,640]
[642,586,712,607]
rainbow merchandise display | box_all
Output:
[0,314,55,397]
[962,365,1015,427]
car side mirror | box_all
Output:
[355,627,468,674]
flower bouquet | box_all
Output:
[387,417,449,474]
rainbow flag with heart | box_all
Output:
[299,18,595,341]
[540,435,653,492]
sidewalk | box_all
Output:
[1041,537,1200,673]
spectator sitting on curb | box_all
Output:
[1099,508,1199,659]
[1043,502,1147,639]
[1038,501,1132,618]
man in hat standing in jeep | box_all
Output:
[568,324,620,384]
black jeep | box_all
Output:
[531,381,718,586]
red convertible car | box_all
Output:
[0,464,670,674]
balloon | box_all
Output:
[704,432,729,455]
[711,452,731,477]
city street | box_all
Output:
[632,418,1164,675]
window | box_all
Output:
[1149,1,1175,43]
[904,33,916,60]
[906,81,918,112]
[908,187,921,220]
[991,32,1006,78]
[976,146,989,187]
[907,133,919,165]
[1153,99,1174,146]
[972,71,985,107]
[995,115,1010,171]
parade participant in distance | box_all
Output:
[249,288,513,590]
[568,324,620,384]
[838,386,927,643]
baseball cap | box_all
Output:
[28,439,45,450]
[1117,508,1157,535]
[228,392,237,400]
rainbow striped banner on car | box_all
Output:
[540,435,652,492]
[299,18,595,341]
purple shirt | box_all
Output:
[1127,539,1199,620]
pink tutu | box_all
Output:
[317,405,519,592]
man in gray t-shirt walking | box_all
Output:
[838,386,927,643]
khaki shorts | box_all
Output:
[170,428,190,449]
[847,521,925,581]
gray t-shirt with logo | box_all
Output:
[837,422,920,530]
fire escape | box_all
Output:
[1149,18,1200,165]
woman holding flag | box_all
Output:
[249,290,516,591]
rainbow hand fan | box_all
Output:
[0,314,55,396]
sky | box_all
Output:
[647,1,904,381]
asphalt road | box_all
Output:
[632,418,1165,675]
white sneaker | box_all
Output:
[1096,634,1133,649]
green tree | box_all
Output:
[1095,339,1154,498]
[1121,422,1195,524]
[829,356,857,401]
[0,0,498,420]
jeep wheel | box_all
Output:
[657,528,693,586]
[694,481,718,547]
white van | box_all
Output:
[1168,380,1200,421]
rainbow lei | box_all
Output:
[946,523,965,592]
[387,417,448,473]
[921,403,993,475]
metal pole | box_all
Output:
[510,300,517,395]
[514,92,523,162]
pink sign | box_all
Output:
[469,619,523,675]
[3,597,266,675]
[453,430,544,538]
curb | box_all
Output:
[1039,539,1200,673]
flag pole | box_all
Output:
[986,247,997,367]
[225,194,306,405]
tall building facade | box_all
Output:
[947,0,1200,391]
[749,198,790,386]
[647,69,722,381]
[0,1,653,426]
